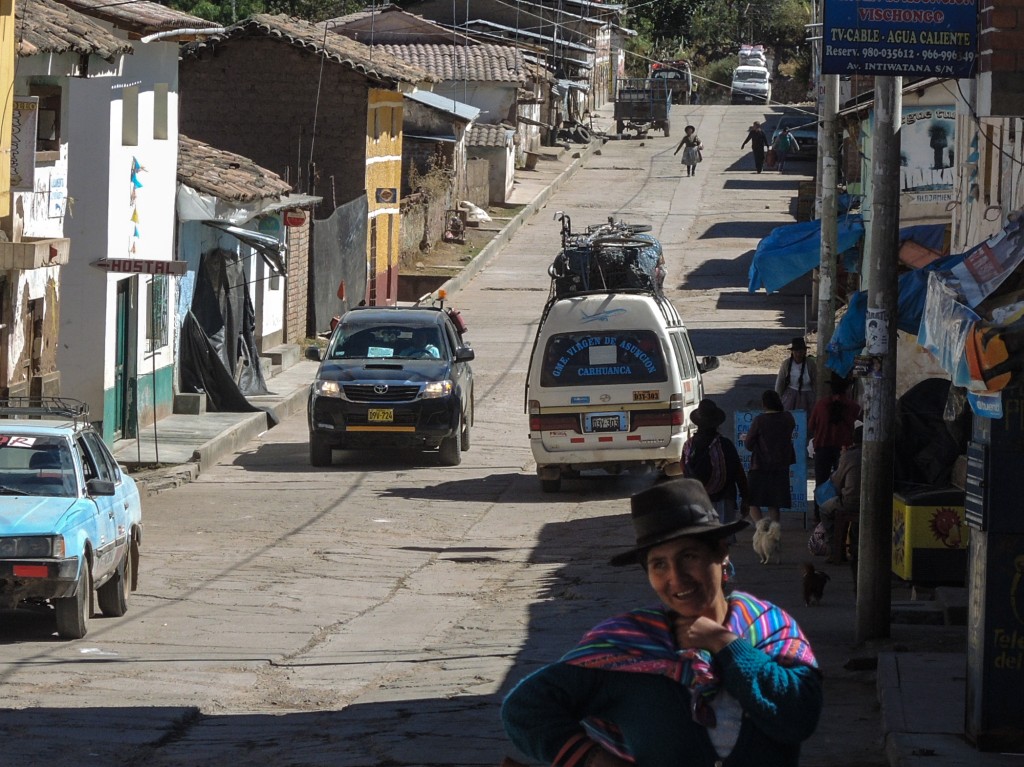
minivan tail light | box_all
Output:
[631,409,679,428]
[530,413,580,432]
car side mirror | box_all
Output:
[87,478,116,497]
[455,346,475,362]
[305,346,323,362]
[699,356,720,374]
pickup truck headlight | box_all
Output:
[313,380,342,397]
[421,380,453,399]
[0,535,65,558]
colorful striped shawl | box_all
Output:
[560,591,817,752]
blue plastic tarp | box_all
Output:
[748,215,865,293]
[826,252,967,376]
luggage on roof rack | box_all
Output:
[546,215,664,300]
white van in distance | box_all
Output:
[526,292,718,492]
[731,65,772,104]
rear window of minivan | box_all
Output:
[540,330,668,387]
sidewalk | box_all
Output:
[115,103,1021,767]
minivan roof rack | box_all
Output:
[0,397,90,426]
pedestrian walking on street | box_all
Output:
[501,479,823,767]
[771,127,799,172]
[807,374,861,523]
[683,399,748,534]
[775,337,817,413]
[743,390,797,524]
[741,121,769,173]
[674,125,704,177]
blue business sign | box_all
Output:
[822,0,977,78]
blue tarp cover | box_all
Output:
[748,215,865,293]
[747,217,948,294]
[826,252,967,376]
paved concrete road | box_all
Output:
[0,105,884,767]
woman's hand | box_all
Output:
[673,615,738,654]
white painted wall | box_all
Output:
[433,82,517,125]
[57,40,181,428]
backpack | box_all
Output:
[683,434,728,496]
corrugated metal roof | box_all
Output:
[15,0,132,60]
[378,42,527,83]
[183,14,435,86]
[54,0,217,37]
[178,134,292,202]
[467,124,512,147]
[406,90,480,122]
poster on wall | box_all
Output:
[734,408,808,516]
[900,106,956,208]
[11,97,38,192]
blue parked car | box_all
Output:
[0,399,142,639]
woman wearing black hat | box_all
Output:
[775,337,816,413]
[683,399,748,531]
[501,479,823,767]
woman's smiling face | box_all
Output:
[645,537,728,621]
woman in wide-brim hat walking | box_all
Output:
[683,399,748,530]
[501,479,823,767]
[775,336,816,413]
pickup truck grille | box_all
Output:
[344,384,420,403]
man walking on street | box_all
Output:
[741,121,769,173]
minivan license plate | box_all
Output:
[368,408,394,423]
[586,413,625,432]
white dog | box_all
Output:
[752,518,783,564]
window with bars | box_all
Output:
[147,275,168,351]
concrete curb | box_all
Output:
[420,139,605,303]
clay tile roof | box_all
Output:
[377,43,527,83]
[326,3,402,25]
[467,124,512,147]
[16,0,133,60]
[183,14,435,86]
[54,0,217,37]
[178,135,293,203]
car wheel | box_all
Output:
[438,417,462,466]
[97,546,131,618]
[55,560,91,640]
[616,120,624,134]
[541,477,562,493]
[461,401,472,451]
[663,120,670,138]
[309,432,333,467]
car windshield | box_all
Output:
[735,71,767,82]
[329,324,444,360]
[0,434,78,497]
[540,330,668,387]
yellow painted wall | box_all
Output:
[365,89,404,305]
[0,0,15,217]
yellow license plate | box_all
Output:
[367,408,394,423]
[633,390,660,401]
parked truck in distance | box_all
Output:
[614,78,672,137]
[732,44,771,104]
[649,60,692,104]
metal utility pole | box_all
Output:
[817,74,839,397]
[857,75,901,644]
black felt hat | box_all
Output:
[610,479,748,566]
[690,399,726,429]
[789,337,808,351]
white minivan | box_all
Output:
[526,292,718,492]
[731,65,772,104]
